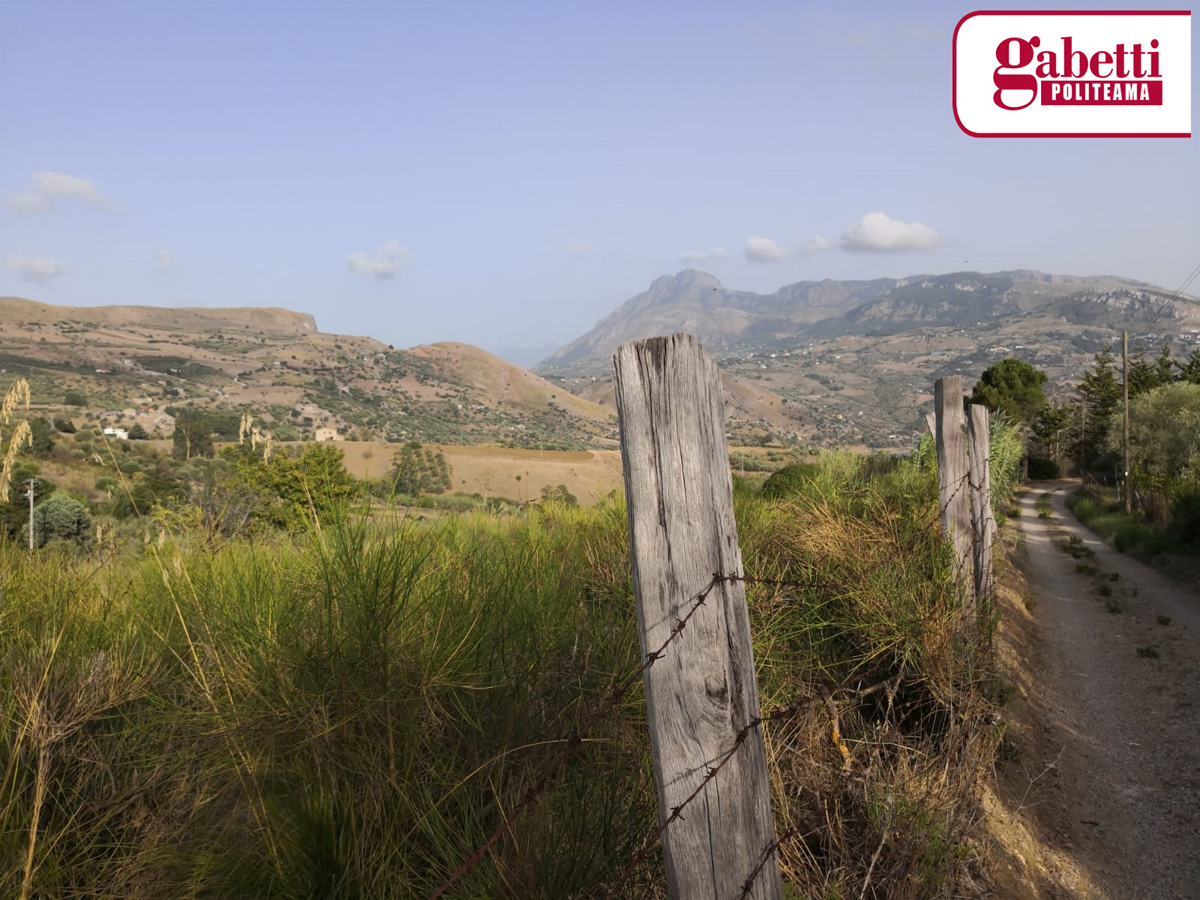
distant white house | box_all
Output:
[103,427,129,440]
[314,426,343,442]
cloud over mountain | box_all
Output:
[840,212,942,252]
[744,236,790,263]
[680,247,726,264]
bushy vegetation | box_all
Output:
[0,425,1023,898]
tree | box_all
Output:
[28,417,54,457]
[1074,346,1122,476]
[172,410,215,460]
[233,442,357,529]
[1106,382,1200,523]
[1179,348,1200,386]
[30,494,92,549]
[1154,342,1177,385]
[110,462,188,519]
[1029,403,1073,465]
[0,462,53,541]
[63,390,87,407]
[540,483,578,506]
[127,422,149,440]
[970,358,1047,423]
[1126,351,1162,396]
[52,417,76,434]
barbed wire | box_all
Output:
[429,456,996,899]
[428,570,731,899]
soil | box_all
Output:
[986,481,1200,899]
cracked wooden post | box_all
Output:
[967,404,995,611]
[613,334,782,900]
[935,376,972,603]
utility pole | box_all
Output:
[25,478,36,552]
[1122,330,1131,513]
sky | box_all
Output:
[1,0,1197,363]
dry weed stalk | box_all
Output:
[1,377,33,502]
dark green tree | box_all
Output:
[127,422,149,440]
[1126,352,1161,396]
[52,417,76,434]
[172,411,215,460]
[0,463,53,541]
[30,494,92,549]
[1154,342,1177,385]
[970,358,1048,423]
[1029,403,1074,465]
[1179,348,1200,385]
[28,418,54,457]
[63,390,87,407]
[1074,346,1123,476]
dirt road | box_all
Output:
[1001,482,1200,898]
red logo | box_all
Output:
[993,35,1163,110]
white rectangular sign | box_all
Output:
[953,11,1191,137]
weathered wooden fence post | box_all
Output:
[934,376,972,599]
[613,334,782,900]
[967,404,995,610]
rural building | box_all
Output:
[314,426,343,442]
[103,427,129,440]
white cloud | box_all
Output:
[9,254,65,283]
[840,212,943,252]
[562,241,593,256]
[680,247,726,264]
[347,240,410,279]
[155,248,174,273]
[805,235,832,254]
[8,171,109,213]
[744,235,790,263]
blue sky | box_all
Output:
[2,0,1196,361]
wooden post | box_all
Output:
[613,334,782,900]
[967,405,995,609]
[1122,330,1131,513]
[924,412,936,436]
[934,376,972,597]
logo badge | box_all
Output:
[953,11,1191,137]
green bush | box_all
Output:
[30,494,92,549]
[1169,491,1200,550]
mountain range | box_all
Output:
[3,266,1197,452]
[538,269,1200,447]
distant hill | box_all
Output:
[0,297,614,449]
[538,269,1200,448]
[0,296,317,334]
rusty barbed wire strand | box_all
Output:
[429,461,990,899]
[606,665,900,894]
[428,571,729,899]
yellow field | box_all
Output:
[142,440,790,505]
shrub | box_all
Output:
[30,494,92,549]
[1168,491,1200,550]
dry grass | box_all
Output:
[0,438,1018,898]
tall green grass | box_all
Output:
[0,437,1019,898]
